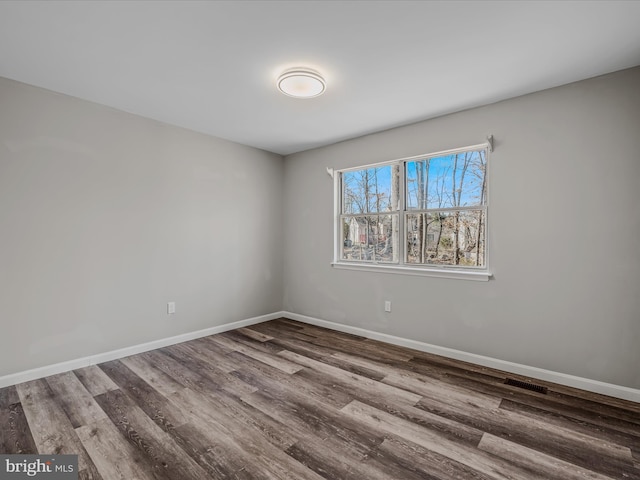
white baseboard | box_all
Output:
[3,309,638,404]
[0,311,284,389]
[282,311,640,404]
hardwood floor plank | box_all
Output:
[195,335,236,355]
[341,399,549,480]
[293,362,410,410]
[293,322,367,343]
[249,322,319,343]
[0,386,34,454]
[235,327,275,342]
[247,355,480,453]
[499,398,640,459]
[209,335,304,374]
[173,383,297,453]
[231,353,354,409]
[241,389,383,461]
[46,371,109,428]
[77,467,103,480]
[279,350,422,406]
[76,418,157,480]
[0,400,38,454]
[133,350,297,454]
[407,348,624,411]
[478,433,619,480]
[412,394,635,477]
[140,347,259,398]
[266,335,392,382]
[500,391,640,439]
[0,385,20,408]
[284,439,431,480]
[183,337,246,373]
[263,318,306,332]
[362,337,426,361]
[307,350,388,381]
[407,354,555,401]
[375,436,496,480]
[376,397,485,447]
[16,379,102,478]
[73,365,119,396]
[384,371,503,411]
[267,336,333,361]
[407,356,640,439]
[160,344,258,398]
[172,422,270,480]
[220,330,286,356]
[98,371,289,479]
[284,442,360,480]
[119,354,186,397]
[486,408,634,478]
[276,323,415,363]
[297,324,415,362]
[332,350,511,409]
[94,389,212,480]
[408,354,640,423]
[98,360,189,431]
[170,387,325,480]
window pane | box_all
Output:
[342,165,400,214]
[341,214,398,263]
[406,149,486,210]
[406,210,485,266]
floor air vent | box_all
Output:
[504,378,548,394]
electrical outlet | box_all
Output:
[167,302,176,314]
[384,300,392,312]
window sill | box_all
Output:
[331,262,492,281]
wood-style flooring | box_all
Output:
[1,318,639,479]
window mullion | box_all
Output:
[399,162,406,266]
[335,172,342,262]
[408,205,487,215]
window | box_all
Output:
[341,165,399,263]
[335,144,489,279]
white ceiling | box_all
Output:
[1,1,639,156]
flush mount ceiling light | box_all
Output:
[277,68,326,98]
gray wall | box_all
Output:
[2,67,639,390]
[0,77,284,377]
[283,67,640,389]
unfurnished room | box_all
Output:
[0,1,639,479]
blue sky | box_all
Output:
[344,150,485,213]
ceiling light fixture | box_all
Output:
[277,68,326,98]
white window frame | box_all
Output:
[332,143,492,281]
